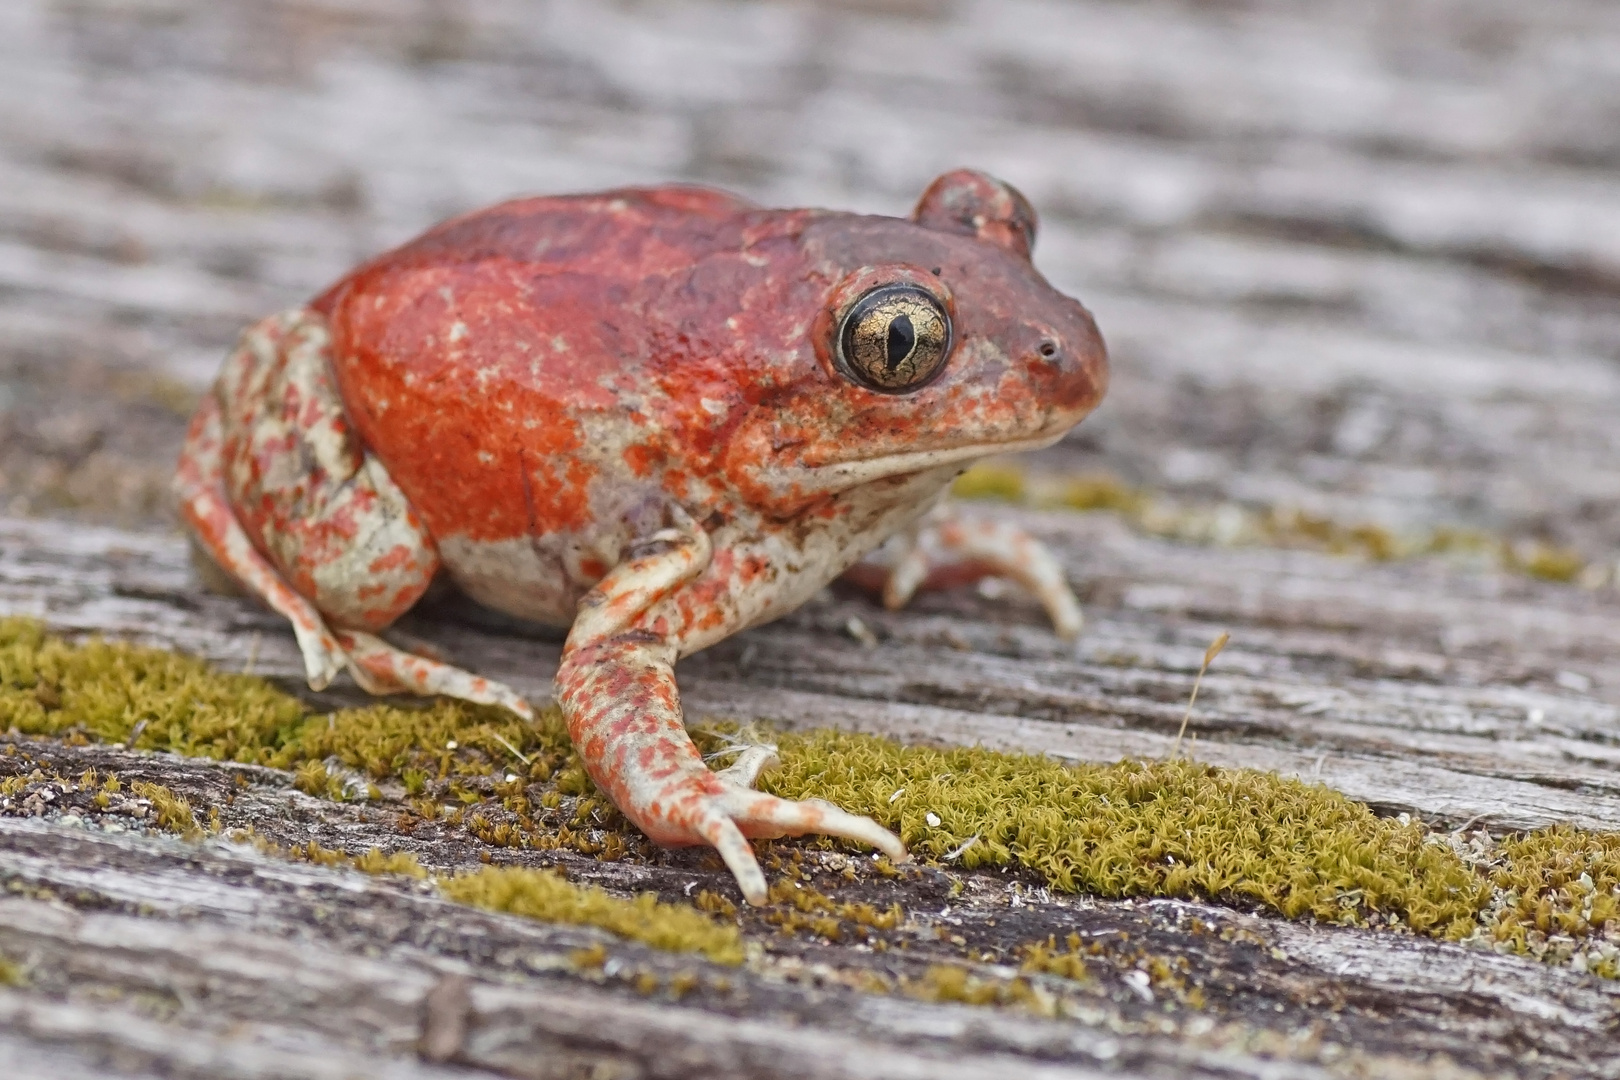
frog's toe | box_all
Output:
[696,811,769,906]
[289,619,348,692]
[862,511,1084,640]
[711,742,781,789]
[724,789,907,861]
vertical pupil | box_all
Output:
[885,314,916,371]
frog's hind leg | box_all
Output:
[174,393,349,690]
[178,309,532,718]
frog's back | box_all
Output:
[316,186,757,303]
[310,186,801,623]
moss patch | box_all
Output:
[8,618,1620,974]
[440,866,745,965]
[129,780,197,835]
[1460,826,1620,976]
[0,951,25,987]
[761,733,1486,938]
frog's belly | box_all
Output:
[434,534,587,629]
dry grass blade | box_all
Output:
[1172,631,1229,759]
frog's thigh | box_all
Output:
[217,309,439,631]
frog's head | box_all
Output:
[727,169,1107,513]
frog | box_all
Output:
[174,169,1108,904]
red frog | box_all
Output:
[174,170,1108,903]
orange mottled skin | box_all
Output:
[175,170,1108,903]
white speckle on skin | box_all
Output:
[551,334,569,352]
[449,321,469,343]
[477,451,495,464]
[700,398,727,416]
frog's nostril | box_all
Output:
[1038,341,1058,359]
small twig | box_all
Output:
[242,632,261,676]
[1172,631,1229,759]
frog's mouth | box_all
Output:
[786,430,1067,495]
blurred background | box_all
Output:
[4,0,1620,585]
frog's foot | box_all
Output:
[560,618,904,905]
[860,505,1083,639]
[338,630,534,720]
[687,781,907,905]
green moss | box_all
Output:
[1019,933,1090,982]
[439,865,745,965]
[1506,543,1586,584]
[1474,827,1620,976]
[902,964,1047,1012]
[0,617,306,759]
[950,462,1026,502]
[222,830,738,964]
[130,780,197,835]
[0,616,576,785]
[760,878,902,942]
[762,733,1486,937]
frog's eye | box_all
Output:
[836,285,953,394]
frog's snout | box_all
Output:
[1017,307,1109,421]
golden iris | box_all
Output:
[836,285,952,393]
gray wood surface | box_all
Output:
[4,1,1620,1077]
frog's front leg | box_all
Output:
[556,514,906,905]
[858,504,1084,639]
